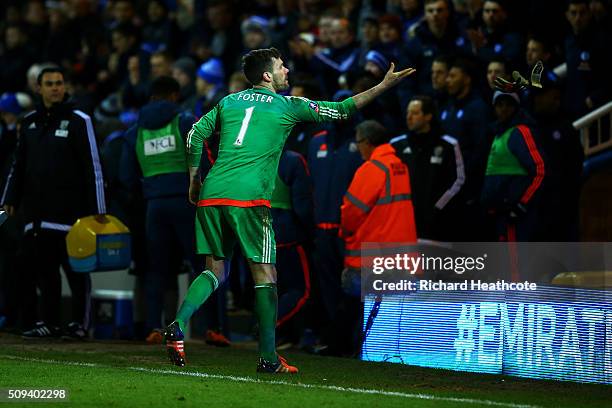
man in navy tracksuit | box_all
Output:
[481,91,547,242]
[271,150,314,342]
[120,76,197,334]
[440,58,491,240]
[307,119,362,333]
[1,67,106,339]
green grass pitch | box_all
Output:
[0,334,610,408]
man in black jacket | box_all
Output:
[391,95,465,241]
[1,67,106,339]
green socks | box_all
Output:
[254,283,278,363]
[175,270,219,332]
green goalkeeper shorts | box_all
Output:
[196,205,276,264]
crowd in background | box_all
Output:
[0,0,610,355]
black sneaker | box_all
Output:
[62,322,88,340]
[163,321,185,367]
[22,322,61,340]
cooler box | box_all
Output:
[92,289,133,340]
[66,215,131,272]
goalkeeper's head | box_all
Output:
[242,47,289,92]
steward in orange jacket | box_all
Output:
[340,120,417,269]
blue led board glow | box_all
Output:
[361,286,612,384]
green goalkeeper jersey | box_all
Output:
[188,87,357,206]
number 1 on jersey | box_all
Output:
[234,106,255,146]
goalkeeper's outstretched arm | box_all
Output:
[352,62,416,109]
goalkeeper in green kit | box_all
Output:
[163,47,415,373]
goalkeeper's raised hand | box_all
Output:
[353,62,416,109]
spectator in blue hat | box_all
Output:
[0,93,33,124]
[363,50,389,79]
[192,58,228,118]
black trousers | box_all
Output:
[18,229,91,328]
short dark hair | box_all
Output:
[356,120,388,146]
[150,76,180,99]
[450,57,478,81]
[425,0,449,7]
[527,34,553,54]
[37,67,64,85]
[410,95,437,118]
[242,47,281,86]
[432,54,452,68]
[484,0,509,11]
[151,50,174,62]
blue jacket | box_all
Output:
[120,100,195,200]
[271,150,314,245]
[476,27,523,67]
[440,91,491,201]
[307,126,362,227]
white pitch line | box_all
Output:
[1,355,541,408]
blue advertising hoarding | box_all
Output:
[362,286,611,384]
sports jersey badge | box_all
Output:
[308,101,319,113]
[430,146,444,164]
[317,143,328,158]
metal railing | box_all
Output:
[573,101,612,156]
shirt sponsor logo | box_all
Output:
[144,135,176,155]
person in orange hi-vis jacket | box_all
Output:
[340,120,417,280]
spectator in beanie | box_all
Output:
[191,58,227,118]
